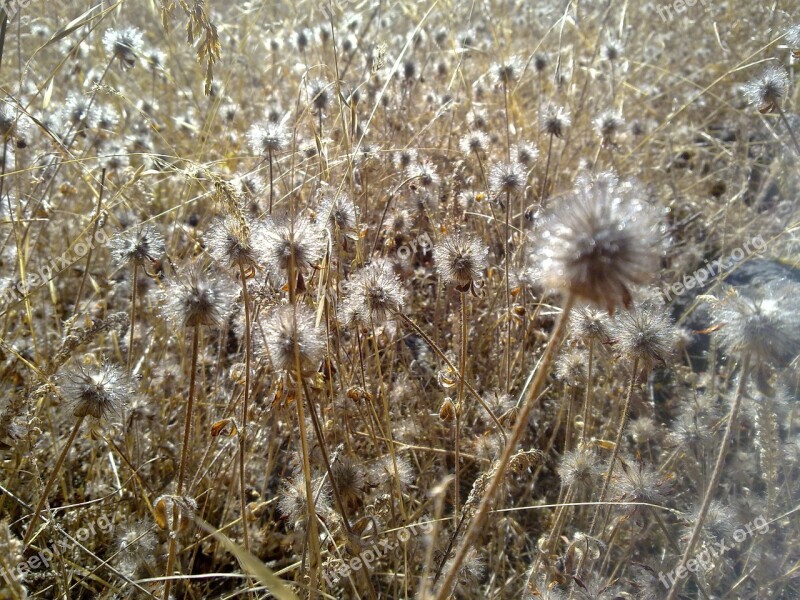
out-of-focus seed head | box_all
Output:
[787,24,800,57]
[601,38,624,62]
[162,265,233,328]
[340,260,405,325]
[255,215,325,275]
[205,216,259,272]
[319,194,358,235]
[247,121,289,155]
[742,65,790,113]
[488,161,526,197]
[459,130,489,155]
[533,52,549,73]
[558,445,600,492]
[62,93,99,131]
[709,282,800,367]
[102,27,144,70]
[59,360,132,420]
[264,304,325,375]
[512,141,539,167]
[433,232,488,291]
[111,224,165,268]
[531,173,665,312]
[540,104,572,138]
[491,56,522,87]
[467,109,489,130]
[612,298,678,370]
[308,79,332,115]
[593,110,625,144]
[407,159,440,188]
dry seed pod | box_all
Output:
[153,495,197,534]
[439,397,456,422]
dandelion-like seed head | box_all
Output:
[541,104,571,138]
[205,216,259,271]
[787,24,800,57]
[533,53,549,73]
[491,56,522,87]
[593,110,625,143]
[601,38,624,62]
[710,282,800,367]
[407,159,440,188]
[512,141,539,167]
[319,194,358,234]
[308,79,332,115]
[62,93,99,130]
[59,360,132,420]
[488,161,526,197]
[264,304,326,375]
[162,265,233,328]
[247,121,289,155]
[341,260,405,325]
[531,174,665,312]
[102,27,144,70]
[612,299,678,371]
[571,306,612,344]
[558,445,600,492]
[742,65,790,113]
[459,130,489,155]
[111,224,165,268]
[610,458,669,504]
[433,233,488,291]
[255,215,325,275]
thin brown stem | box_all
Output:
[433,292,575,600]
[23,417,85,547]
[666,355,751,600]
[590,358,639,537]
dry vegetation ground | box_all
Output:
[0,0,799,598]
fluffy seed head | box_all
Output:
[407,159,440,188]
[531,173,665,312]
[59,360,132,420]
[278,471,332,528]
[111,224,165,268]
[247,121,289,155]
[541,104,571,138]
[205,216,259,271]
[319,194,358,234]
[459,130,489,155]
[742,65,790,113]
[433,233,488,290]
[612,299,678,370]
[710,282,800,367]
[255,215,325,275]
[264,304,325,375]
[787,24,800,57]
[162,265,233,328]
[102,27,144,70]
[488,161,526,197]
[593,110,625,143]
[558,445,600,492]
[512,141,539,167]
[341,260,405,324]
[491,56,522,86]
